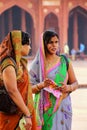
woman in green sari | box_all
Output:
[29,30,78,130]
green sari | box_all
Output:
[30,51,70,130]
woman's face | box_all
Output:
[46,36,59,55]
[21,44,31,56]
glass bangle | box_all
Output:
[36,84,40,91]
[24,115,32,118]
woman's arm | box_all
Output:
[2,65,31,117]
[31,78,57,94]
[67,61,78,92]
[59,61,78,93]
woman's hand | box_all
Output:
[32,78,58,93]
[58,82,70,93]
[24,117,32,130]
[43,78,58,88]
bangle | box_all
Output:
[36,84,40,91]
[24,115,32,118]
[70,85,73,92]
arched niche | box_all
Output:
[68,6,87,54]
[44,12,59,35]
[0,6,35,55]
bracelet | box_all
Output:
[36,84,40,91]
[70,84,73,92]
[24,115,32,118]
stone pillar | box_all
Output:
[8,9,13,31]
[39,0,44,35]
[21,10,26,31]
[73,12,78,50]
[62,14,68,47]
[59,1,68,53]
[1,14,5,40]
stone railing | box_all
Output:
[78,84,87,88]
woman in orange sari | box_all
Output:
[0,30,37,130]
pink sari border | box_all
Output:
[47,62,61,74]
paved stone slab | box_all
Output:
[72,60,87,85]
[71,88,87,130]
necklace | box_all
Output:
[46,56,60,70]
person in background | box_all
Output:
[29,30,78,130]
[71,48,76,61]
[79,43,85,53]
[64,43,69,57]
[0,30,37,130]
[79,43,85,60]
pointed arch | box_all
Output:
[68,6,87,54]
[0,5,35,55]
[44,12,59,35]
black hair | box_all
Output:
[43,30,59,54]
[22,31,31,45]
[43,30,59,45]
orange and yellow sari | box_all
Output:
[0,30,37,130]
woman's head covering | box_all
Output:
[0,30,30,76]
[0,30,30,63]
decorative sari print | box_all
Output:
[0,30,36,130]
[29,32,72,130]
[42,56,72,130]
[30,52,72,130]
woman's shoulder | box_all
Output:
[1,57,16,73]
[60,54,70,61]
[60,54,71,70]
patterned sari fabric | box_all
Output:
[29,36,72,130]
[0,31,37,130]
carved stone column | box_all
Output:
[8,9,13,31]
[73,12,78,50]
[21,10,26,31]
